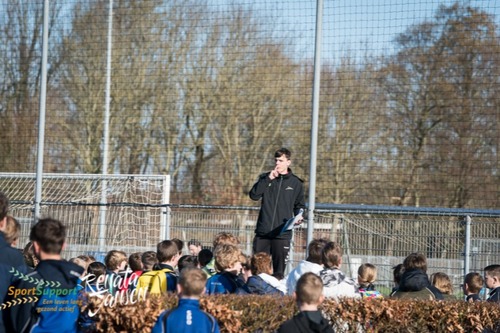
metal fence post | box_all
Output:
[464,215,472,276]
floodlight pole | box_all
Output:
[34,0,50,222]
[99,0,113,249]
[307,0,324,254]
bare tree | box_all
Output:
[177,6,302,204]
[56,0,188,177]
[428,3,500,208]
[377,8,454,207]
[315,58,384,204]
[379,3,500,209]
[0,1,63,172]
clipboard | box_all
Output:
[280,208,304,235]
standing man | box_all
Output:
[249,147,305,277]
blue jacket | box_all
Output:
[158,264,178,293]
[7,259,84,333]
[246,275,283,296]
[205,272,248,295]
[487,287,500,303]
[152,298,220,333]
[0,232,27,333]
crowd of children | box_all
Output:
[1,190,499,332]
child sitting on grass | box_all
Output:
[319,241,360,300]
[245,252,284,295]
[358,263,383,299]
[431,272,456,301]
[205,244,249,294]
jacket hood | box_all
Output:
[292,260,323,277]
[35,259,84,290]
[320,267,356,288]
[399,269,430,292]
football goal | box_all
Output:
[0,173,170,259]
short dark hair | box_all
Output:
[178,255,199,272]
[87,261,106,278]
[198,249,213,267]
[157,240,179,262]
[171,238,184,254]
[141,251,158,270]
[128,252,143,271]
[307,238,329,264]
[393,263,404,284]
[30,218,66,254]
[464,272,484,294]
[484,265,500,279]
[274,147,291,160]
[188,239,201,247]
[0,191,9,221]
[403,253,427,272]
[321,241,342,269]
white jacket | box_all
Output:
[320,267,360,300]
[259,273,287,294]
[285,260,324,295]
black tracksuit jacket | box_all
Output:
[249,169,305,240]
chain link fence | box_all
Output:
[9,199,500,295]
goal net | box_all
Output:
[0,173,170,259]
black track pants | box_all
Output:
[253,235,290,277]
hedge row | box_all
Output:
[85,294,500,333]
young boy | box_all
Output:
[319,241,359,299]
[391,252,443,300]
[7,218,84,333]
[246,252,284,295]
[122,252,143,292]
[484,265,500,303]
[104,249,128,295]
[178,255,199,273]
[141,250,158,271]
[389,263,404,296]
[463,272,484,302]
[286,238,328,295]
[78,261,107,333]
[137,240,179,295]
[198,249,214,277]
[277,272,334,333]
[205,244,248,295]
[152,268,220,333]
[203,232,240,278]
